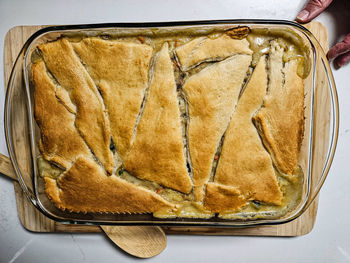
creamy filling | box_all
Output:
[247,28,310,78]
[38,156,63,179]
[220,167,304,220]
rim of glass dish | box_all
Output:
[5,19,339,227]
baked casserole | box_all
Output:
[32,26,307,219]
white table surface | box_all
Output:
[0,0,349,262]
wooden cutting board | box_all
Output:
[3,21,330,236]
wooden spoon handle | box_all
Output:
[0,153,16,180]
[101,225,167,258]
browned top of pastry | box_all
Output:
[175,35,252,70]
[34,33,304,218]
[214,56,282,206]
[38,38,115,174]
[183,54,252,201]
[44,156,175,213]
[253,41,304,175]
[123,43,192,194]
[72,38,153,159]
[204,182,247,213]
[33,61,92,169]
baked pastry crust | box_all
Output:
[38,38,115,174]
[213,56,282,206]
[72,38,153,159]
[183,54,252,201]
[45,156,174,213]
[123,43,192,194]
[175,35,252,71]
[253,41,304,175]
[204,183,246,213]
[34,32,305,217]
[33,61,92,169]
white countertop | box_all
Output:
[1,0,349,262]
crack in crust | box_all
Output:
[175,35,252,71]
[33,61,92,169]
[172,51,194,186]
[38,38,115,174]
[71,38,153,160]
[183,54,252,201]
[123,43,193,194]
[44,156,175,213]
[253,41,304,175]
[213,56,283,209]
[209,65,255,184]
[130,50,157,148]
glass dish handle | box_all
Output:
[303,53,339,211]
[4,53,40,210]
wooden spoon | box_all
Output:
[101,225,166,258]
[0,153,167,258]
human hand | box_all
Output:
[296,0,350,68]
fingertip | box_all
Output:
[327,51,334,60]
[328,38,350,60]
[333,61,341,70]
[334,51,350,69]
[296,10,311,23]
[297,0,334,23]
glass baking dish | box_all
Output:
[4,20,338,227]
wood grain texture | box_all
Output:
[2,22,330,236]
[101,226,167,258]
[0,153,16,180]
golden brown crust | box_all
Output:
[175,37,204,70]
[45,157,175,213]
[38,38,114,174]
[175,35,252,71]
[253,41,304,175]
[33,61,92,169]
[35,35,305,217]
[204,183,247,213]
[123,43,192,194]
[183,54,252,201]
[44,177,61,206]
[72,38,153,159]
[214,57,282,205]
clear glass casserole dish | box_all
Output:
[4,20,338,227]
